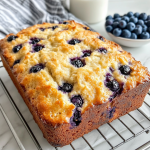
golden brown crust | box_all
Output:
[1,53,150,146]
[0,20,150,126]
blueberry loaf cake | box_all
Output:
[0,20,150,147]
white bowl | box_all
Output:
[107,32,150,47]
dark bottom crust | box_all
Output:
[1,54,150,147]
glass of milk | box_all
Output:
[69,0,108,24]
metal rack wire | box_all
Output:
[0,60,150,150]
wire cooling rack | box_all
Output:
[0,59,150,150]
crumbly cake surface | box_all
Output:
[0,20,150,126]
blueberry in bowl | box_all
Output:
[105,12,150,47]
[122,16,130,23]
[127,11,134,17]
[126,22,135,31]
[112,28,122,37]
[119,20,127,28]
[105,19,114,26]
[121,29,131,38]
[129,16,138,24]
[106,26,113,32]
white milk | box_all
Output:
[70,0,108,23]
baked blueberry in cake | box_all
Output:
[70,108,82,127]
[13,44,22,53]
[29,64,45,73]
[0,20,150,147]
[59,83,73,93]
[7,35,18,42]
[13,59,20,66]
[119,65,131,75]
[98,47,107,54]
[32,44,44,52]
[29,38,40,44]
[68,39,81,45]
[82,50,92,57]
[70,57,85,68]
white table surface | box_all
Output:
[0,0,150,150]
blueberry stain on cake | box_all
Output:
[98,47,107,54]
[13,60,20,66]
[30,64,45,73]
[107,107,116,119]
[82,50,92,58]
[59,83,73,93]
[13,45,22,53]
[32,44,44,52]
[70,108,82,127]
[7,35,18,42]
[70,58,85,68]
[68,39,81,45]
[71,95,83,107]
[119,65,131,75]
[30,38,40,44]
[109,67,114,73]
[108,85,123,101]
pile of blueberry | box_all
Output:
[105,12,150,39]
